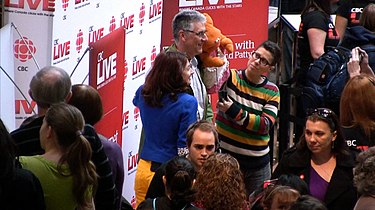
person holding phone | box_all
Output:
[215,40,281,196]
[347,47,375,77]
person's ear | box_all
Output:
[28,89,35,100]
[179,30,188,41]
[65,90,72,102]
[47,125,53,139]
[332,131,337,142]
[162,175,167,186]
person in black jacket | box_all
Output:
[272,108,357,210]
[10,66,117,210]
[0,118,45,210]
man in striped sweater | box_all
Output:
[216,40,281,196]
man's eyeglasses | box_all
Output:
[306,108,333,118]
[251,51,271,66]
[184,29,207,38]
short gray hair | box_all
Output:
[172,10,206,42]
[29,66,71,108]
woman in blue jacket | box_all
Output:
[133,51,197,207]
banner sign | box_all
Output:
[89,27,125,146]
[161,0,268,69]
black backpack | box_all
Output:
[300,46,351,113]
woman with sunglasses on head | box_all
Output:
[272,108,357,210]
[340,75,375,154]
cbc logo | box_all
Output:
[17,66,28,71]
[14,37,37,62]
[76,29,84,53]
[139,2,145,26]
[62,0,69,11]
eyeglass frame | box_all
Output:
[183,29,207,38]
[250,51,272,66]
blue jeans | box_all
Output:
[241,162,271,196]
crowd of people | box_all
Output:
[1,2,375,210]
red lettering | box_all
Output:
[53,41,71,60]
[15,100,36,114]
[149,1,162,19]
[88,28,104,44]
[120,14,134,29]
[4,0,54,11]
[75,0,88,4]
[122,110,129,126]
[132,57,146,76]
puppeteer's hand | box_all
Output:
[217,97,233,113]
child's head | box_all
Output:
[262,185,300,210]
[163,156,196,208]
[290,195,327,210]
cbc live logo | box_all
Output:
[179,0,242,7]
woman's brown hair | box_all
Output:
[142,51,190,107]
[45,103,98,208]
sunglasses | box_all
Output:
[306,108,336,130]
[306,108,333,118]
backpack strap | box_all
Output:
[152,198,157,210]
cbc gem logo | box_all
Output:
[14,37,37,62]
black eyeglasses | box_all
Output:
[307,108,334,118]
[250,51,271,66]
[184,29,207,38]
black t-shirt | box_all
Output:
[336,0,375,27]
[298,10,340,77]
[343,125,375,154]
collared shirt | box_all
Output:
[190,57,207,120]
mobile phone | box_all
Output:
[219,90,228,102]
[359,52,363,63]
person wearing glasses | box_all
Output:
[166,9,212,121]
[272,108,357,210]
[215,40,281,196]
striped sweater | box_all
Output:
[216,69,280,169]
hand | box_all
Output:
[347,47,362,78]
[357,47,374,76]
[216,96,233,113]
[357,47,369,66]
